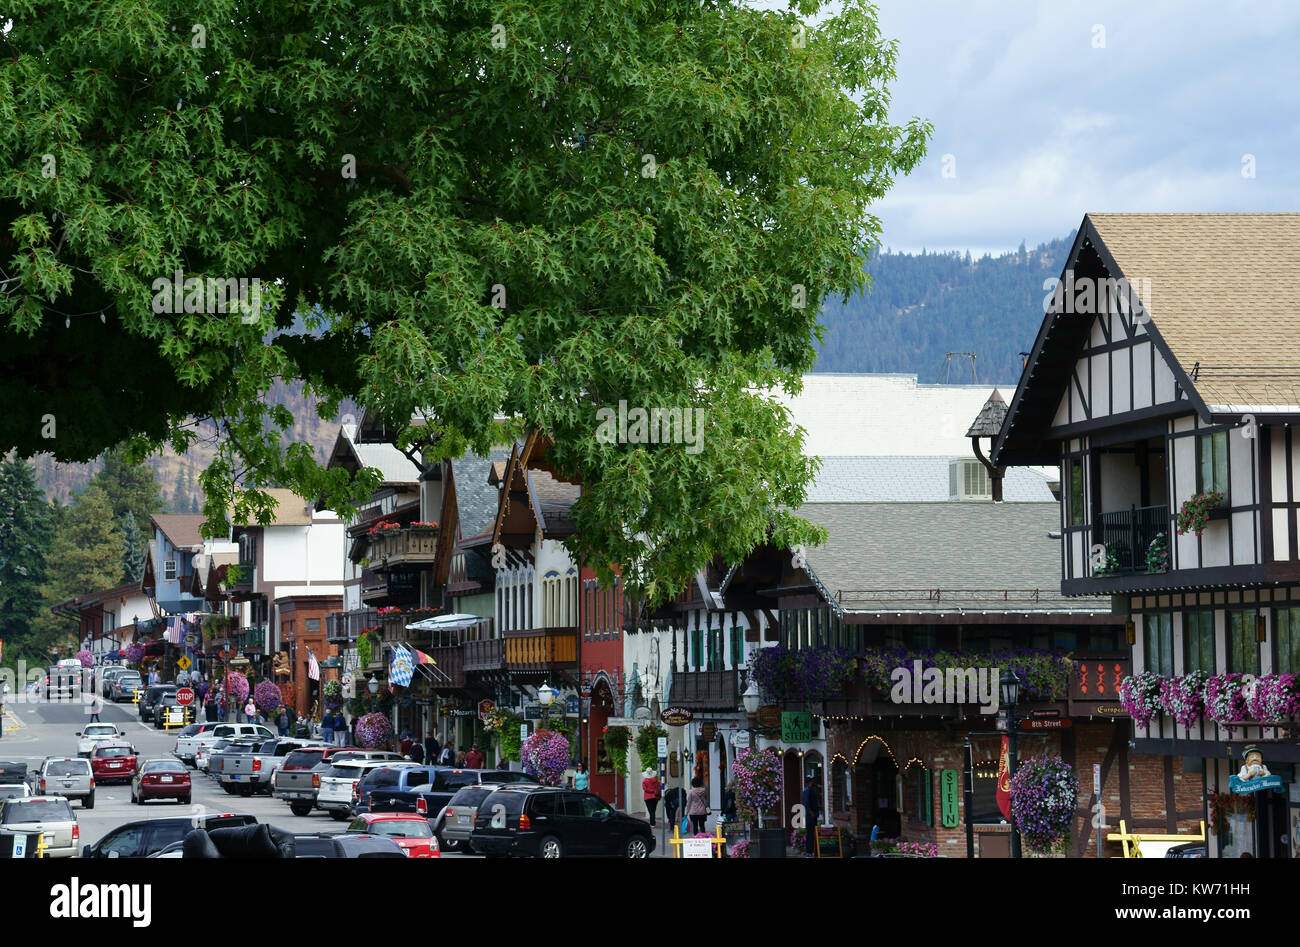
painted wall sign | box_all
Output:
[1095,705,1127,716]
[781,711,814,743]
[940,769,960,828]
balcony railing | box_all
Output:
[464,638,505,672]
[421,645,466,690]
[369,526,440,567]
[504,627,578,671]
[326,608,380,644]
[669,670,740,710]
[360,566,421,605]
[1094,505,1169,575]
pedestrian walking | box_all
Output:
[424,731,440,763]
[464,744,485,769]
[335,711,347,746]
[323,714,336,745]
[89,696,102,722]
[800,776,821,856]
[572,762,589,791]
[663,783,685,830]
[410,741,425,764]
[641,769,661,826]
[243,698,255,723]
[439,743,455,766]
[685,777,709,835]
[400,732,413,757]
[276,707,288,737]
[721,780,737,824]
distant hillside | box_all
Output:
[814,233,1076,383]
[33,380,351,510]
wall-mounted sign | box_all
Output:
[660,707,694,726]
[1230,745,1284,795]
[657,737,669,758]
[756,705,782,729]
[1095,705,1127,716]
[478,699,496,721]
[1020,717,1072,730]
[607,716,639,728]
[781,712,813,743]
[940,769,960,828]
[732,730,751,750]
[700,723,717,740]
[565,696,581,716]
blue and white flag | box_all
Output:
[389,643,415,689]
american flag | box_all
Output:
[307,649,320,681]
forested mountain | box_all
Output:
[814,232,1076,383]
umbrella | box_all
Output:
[404,613,484,632]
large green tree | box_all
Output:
[32,484,125,657]
[0,455,53,664]
[0,0,929,603]
[89,447,165,529]
[121,510,148,584]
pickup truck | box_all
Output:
[216,739,324,796]
[352,764,436,815]
[272,747,400,816]
[208,739,264,790]
[175,722,276,764]
[368,767,534,822]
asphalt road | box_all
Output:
[0,692,476,856]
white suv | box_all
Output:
[175,723,274,765]
[317,759,396,821]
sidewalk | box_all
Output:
[1,709,21,734]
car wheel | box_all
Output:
[289,802,312,817]
[329,810,350,822]
[83,793,95,810]
[180,794,191,805]
[221,784,237,795]
[131,788,139,804]
[456,839,473,853]
[539,835,564,859]
[625,835,649,859]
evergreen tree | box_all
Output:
[120,510,147,584]
[32,484,125,658]
[0,456,53,663]
[89,448,164,530]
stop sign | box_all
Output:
[175,687,195,706]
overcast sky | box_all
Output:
[864,1,1300,255]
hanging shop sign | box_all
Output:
[1230,745,1285,795]
[756,705,782,729]
[660,707,694,726]
[700,723,717,740]
[940,769,960,828]
[781,712,814,743]
[566,696,581,716]
[478,699,496,721]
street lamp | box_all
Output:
[742,679,761,716]
[367,675,379,695]
[537,683,555,728]
[999,669,1022,859]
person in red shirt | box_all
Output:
[464,744,485,769]
[642,769,662,826]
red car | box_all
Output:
[131,758,192,805]
[346,812,440,858]
[89,742,139,784]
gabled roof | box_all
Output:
[994,213,1300,465]
[452,449,513,540]
[234,488,317,527]
[805,456,1054,503]
[150,514,205,551]
[326,423,421,486]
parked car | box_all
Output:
[0,761,26,786]
[352,763,435,815]
[318,759,398,821]
[195,739,229,773]
[75,723,125,757]
[139,684,177,722]
[345,812,440,857]
[100,666,129,698]
[272,745,364,816]
[152,693,191,729]
[208,738,264,790]
[471,785,654,858]
[89,742,139,784]
[1165,841,1207,858]
[45,665,82,701]
[131,758,191,805]
[110,671,143,702]
[29,758,94,809]
[83,812,257,858]
[370,767,535,822]
[176,722,275,764]
[291,833,408,858]
[439,782,509,852]
[217,738,323,796]
[0,783,31,802]
[0,796,79,857]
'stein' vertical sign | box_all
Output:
[940,768,961,828]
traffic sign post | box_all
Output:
[175,687,195,707]
[176,655,192,672]
[1019,717,1071,730]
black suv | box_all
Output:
[139,684,177,722]
[472,785,654,858]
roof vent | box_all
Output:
[949,459,991,501]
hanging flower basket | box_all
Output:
[1119,671,1165,728]
[356,712,393,748]
[731,748,782,826]
[123,644,145,666]
[522,730,570,785]
[253,679,282,715]
[1177,491,1224,537]
[224,671,250,704]
[1009,756,1079,855]
[1205,674,1251,731]
[1246,673,1300,723]
[1158,671,1208,727]
[75,649,94,669]
[603,725,631,776]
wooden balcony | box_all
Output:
[464,638,505,673]
[422,645,466,691]
[669,670,740,710]
[326,608,380,644]
[370,526,440,567]
[360,566,420,605]
[504,627,578,672]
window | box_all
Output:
[1227,610,1260,675]
[730,626,744,668]
[1144,613,1174,676]
[1276,608,1300,674]
[97,826,148,857]
[691,623,704,670]
[1196,430,1229,497]
[1067,459,1084,526]
[305,619,321,633]
[1184,611,1216,674]
[969,762,1005,824]
[164,560,178,581]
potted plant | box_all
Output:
[1158,670,1208,727]
[1177,490,1225,537]
[1205,673,1252,732]
[1145,533,1169,573]
[1119,671,1165,728]
[1009,756,1079,855]
[732,748,784,856]
[1246,673,1300,723]
[603,725,631,776]
[1093,545,1121,577]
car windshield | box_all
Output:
[84,725,117,736]
[449,787,492,808]
[282,750,324,769]
[327,765,367,780]
[364,819,433,839]
[3,800,73,823]
[95,747,133,758]
[45,760,90,777]
[143,760,186,774]
[0,786,28,800]
[431,771,480,791]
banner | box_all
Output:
[996,735,1012,822]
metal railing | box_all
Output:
[1094,504,1169,575]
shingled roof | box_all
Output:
[966,388,1007,437]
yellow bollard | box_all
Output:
[36,832,47,859]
